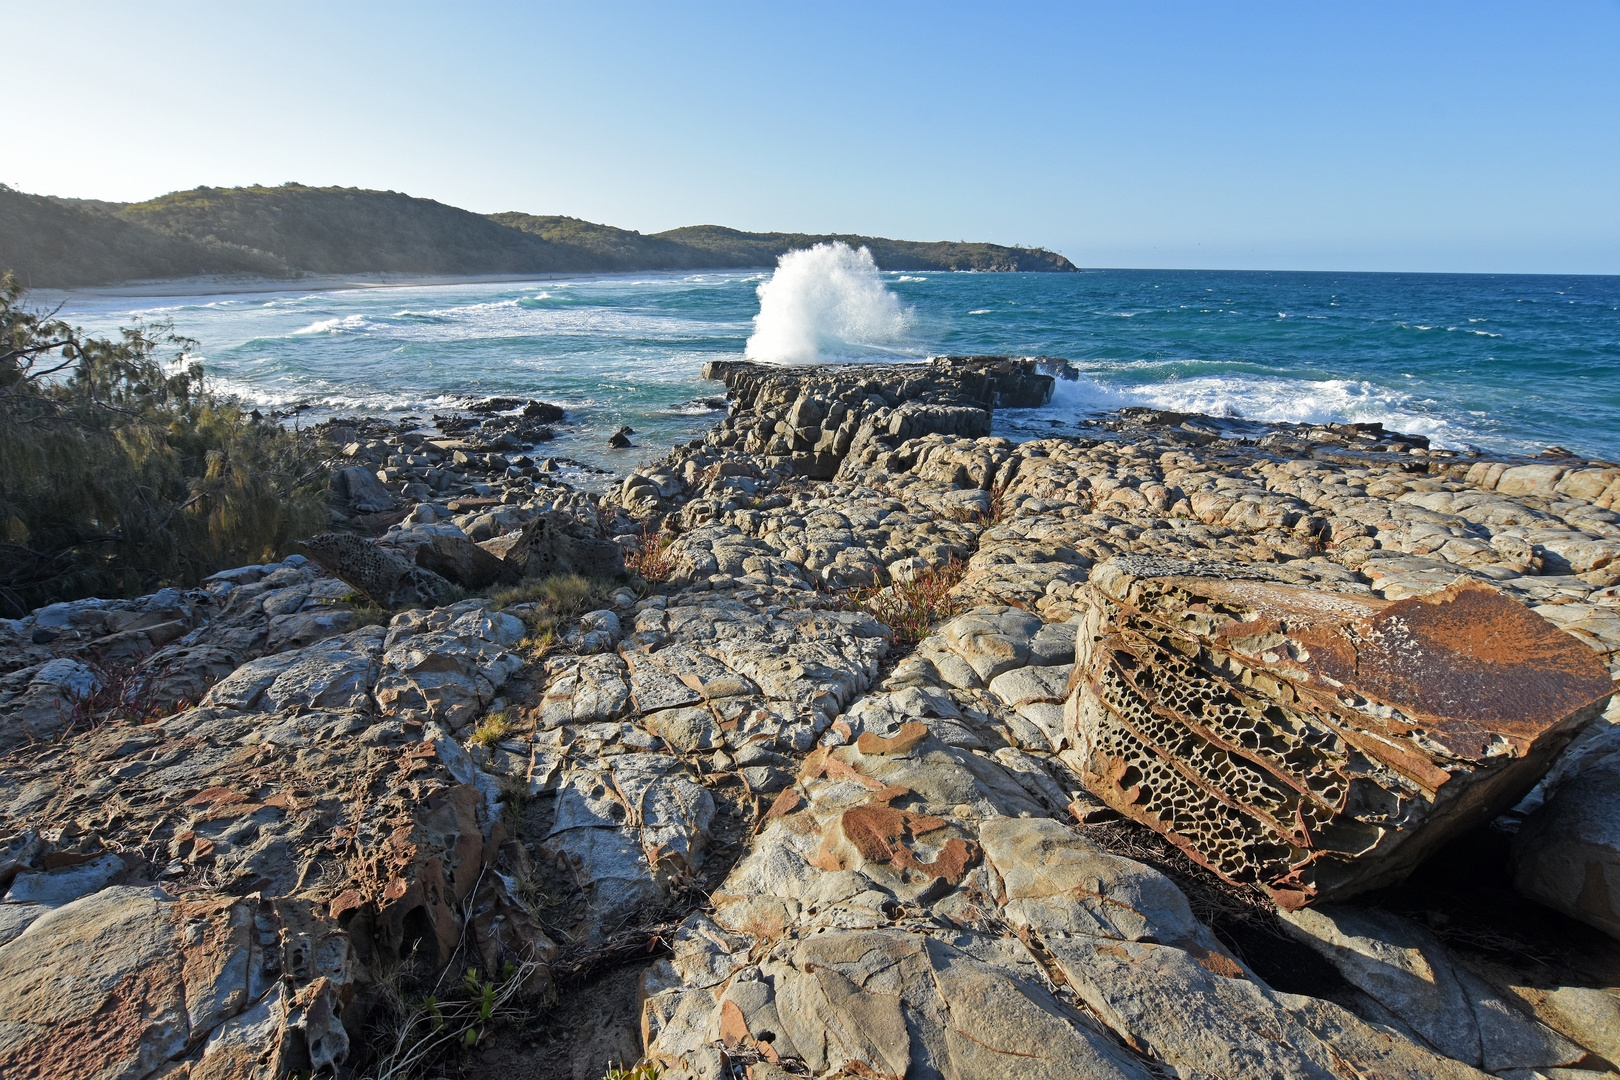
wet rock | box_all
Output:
[1065,557,1616,907]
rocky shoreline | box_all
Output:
[2,356,1619,1080]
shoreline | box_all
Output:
[31,266,772,300]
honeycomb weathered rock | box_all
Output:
[1065,556,1617,908]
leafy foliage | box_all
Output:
[0,274,327,615]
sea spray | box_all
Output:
[1039,369,1465,445]
[744,242,912,363]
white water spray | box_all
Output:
[744,242,912,363]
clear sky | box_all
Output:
[7,1,1618,274]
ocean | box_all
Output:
[48,251,1620,469]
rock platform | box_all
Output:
[2,357,1620,1079]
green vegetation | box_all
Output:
[656,224,1079,272]
[0,274,326,615]
[601,1065,661,1080]
[1,182,1078,288]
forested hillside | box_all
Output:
[0,183,1079,287]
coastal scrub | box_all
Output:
[0,273,325,615]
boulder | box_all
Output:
[1064,557,1615,908]
[329,465,397,513]
[300,533,456,609]
[501,512,625,579]
[414,532,516,589]
[1512,749,1620,940]
[1280,905,1588,1073]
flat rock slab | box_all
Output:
[1066,557,1616,907]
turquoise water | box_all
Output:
[52,268,1620,467]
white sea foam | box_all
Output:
[744,242,912,364]
[896,275,927,282]
[1038,371,1477,447]
[292,314,372,335]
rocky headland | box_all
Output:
[3,356,1620,1080]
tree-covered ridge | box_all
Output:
[653,224,1080,273]
[0,182,1079,288]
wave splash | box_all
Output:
[1041,370,1472,447]
[744,242,912,364]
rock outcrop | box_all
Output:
[1513,749,1620,940]
[1065,558,1615,908]
[6,358,1620,1079]
[696,355,1070,478]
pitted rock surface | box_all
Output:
[1065,559,1615,907]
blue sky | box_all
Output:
[8,1,1618,273]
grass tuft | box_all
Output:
[468,710,516,747]
[602,1064,661,1080]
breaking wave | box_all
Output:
[744,242,913,363]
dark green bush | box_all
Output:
[0,272,326,616]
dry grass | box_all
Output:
[485,572,617,662]
[468,711,516,747]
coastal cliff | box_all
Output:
[3,358,1619,1079]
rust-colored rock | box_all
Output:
[1065,557,1615,908]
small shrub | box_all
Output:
[57,649,178,732]
[0,273,326,615]
[625,527,676,583]
[366,960,541,1080]
[842,557,968,650]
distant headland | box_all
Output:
[0,182,1078,289]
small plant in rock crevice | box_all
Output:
[55,649,182,733]
[365,960,541,1080]
[601,1064,661,1080]
[840,556,968,650]
[468,710,516,747]
[484,572,616,659]
[624,524,677,584]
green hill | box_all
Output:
[654,225,1078,273]
[0,183,1078,288]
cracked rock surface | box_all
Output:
[3,360,1620,1079]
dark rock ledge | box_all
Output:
[1,357,1619,1079]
